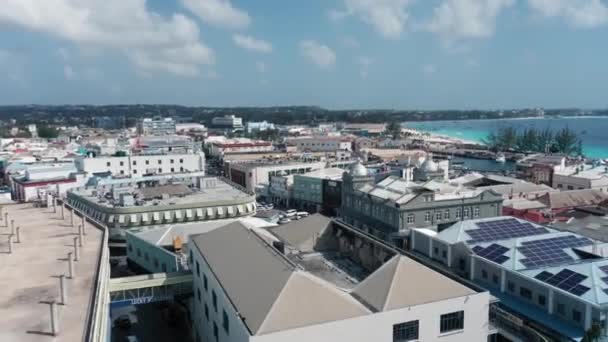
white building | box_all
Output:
[189,217,492,342]
[208,139,273,158]
[212,115,243,129]
[10,163,87,202]
[75,153,205,177]
[137,117,177,136]
[286,136,352,152]
[246,121,275,134]
[227,161,326,192]
[553,165,608,191]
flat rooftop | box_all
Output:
[0,203,103,342]
[72,177,252,209]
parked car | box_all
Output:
[278,217,291,224]
[284,209,297,218]
[114,315,132,330]
[297,211,309,218]
[265,203,274,210]
[125,336,138,342]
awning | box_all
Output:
[206,207,214,217]
[186,209,193,218]
[217,207,224,217]
[130,214,138,224]
[118,215,125,224]
[175,210,182,219]
[153,212,161,221]
[196,208,204,218]
[141,213,149,223]
[164,211,172,220]
[108,215,115,223]
[227,206,234,216]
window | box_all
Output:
[158,160,162,165]
[170,159,175,164]
[154,258,159,268]
[213,322,218,341]
[463,208,470,218]
[120,170,125,175]
[145,160,150,165]
[482,270,488,279]
[144,252,149,261]
[434,247,439,255]
[223,310,230,334]
[171,168,175,172]
[204,303,209,320]
[492,274,499,284]
[406,213,414,224]
[212,290,217,312]
[557,303,565,315]
[162,263,167,272]
[435,211,442,221]
[538,294,546,306]
[393,320,419,341]
[137,248,141,257]
[106,162,111,167]
[133,160,137,165]
[567,185,574,190]
[442,250,447,258]
[119,161,124,166]
[204,274,208,291]
[520,287,532,300]
[444,210,450,220]
[440,311,464,333]
[128,245,133,252]
[573,309,582,322]
[158,168,162,173]
[474,207,480,217]
[425,211,431,222]
[196,261,200,276]
[133,170,137,174]
[180,158,184,163]
[180,167,184,172]
[197,288,201,302]
[508,281,515,292]
[455,209,461,219]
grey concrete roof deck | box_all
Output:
[0,203,103,342]
[268,214,332,251]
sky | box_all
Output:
[0,0,607,110]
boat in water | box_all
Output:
[495,153,506,163]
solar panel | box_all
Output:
[518,236,593,268]
[466,218,549,243]
[473,243,510,264]
[534,269,590,296]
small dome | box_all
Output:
[348,161,369,177]
[421,158,439,173]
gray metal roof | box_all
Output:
[269,214,332,251]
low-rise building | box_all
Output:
[75,152,205,177]
[412,216,608,341]
[553,165,608,191]
[292,167,344,213]
[226,160,327,193]
[66,174,256,240]
[340,161,503,248]
[137,117,177,136]
[189,215,493,342]
[246,121,275,134]
[286,136,352,152]
[211,115,244,131]
[10,163,87,202]
[209,139,274,158]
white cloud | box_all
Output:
[330,0,412,39]
[528,0,608,28]
[181,0,250,30]
[356,56,373,79]
[232,34,273,53]
[299,40,336,69]
[63,65,76,80]
[339,36,360,48]
[426,0,514,40]
[256,61,267,73]
[0,0,214,77]
[422,64,437,74]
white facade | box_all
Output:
[209,139,273,158]
[553,165,608,191]
[137,117,177,136]
[286,137,352,152]
[75,153,205,177]
[212,115,243,128]
[190,244,491,342]
[229,161,326,192]
[246,121,275,133]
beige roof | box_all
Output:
[269,214,332,251]
[352,256,475,312]
[538,189,608,209]
[191,221,369,335]
[257,272,369,334]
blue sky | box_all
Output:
[0,0,607,109]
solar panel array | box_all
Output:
[466,218,549,243]
[473,243,510,264]
[518,235,593,269]
[534,269,590,296]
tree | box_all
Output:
[582,321,602,342]
[385,121,402,138]
[553,127,581,156]
[37,126,59,138]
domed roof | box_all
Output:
[348,161,369,177]
[421,158,439,173]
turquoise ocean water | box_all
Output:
[406,117,608,159]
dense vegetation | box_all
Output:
[484,127,583,155]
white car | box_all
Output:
[284,209,297,218]
[126,336,138,342]
[297,211,309,218]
